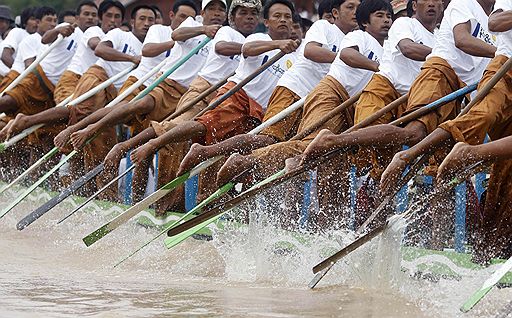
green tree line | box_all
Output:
[2,0,80,16]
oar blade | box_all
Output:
[82,172,191,247]
[308,264,333,289]
[17,163,104,230]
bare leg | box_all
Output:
[178,134,275,175]
[216,153,258,186]
[70,97,154,149]
[0,107,70,140]
[437,142,484,181]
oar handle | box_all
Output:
[194,51,287,118]
[389,84,478,127]
[248,97,306,135]
[165,71,236,121]
[0,35,64,96]
[135,37,213,101]
[67,65,135,107]
[290,92,362,141]
[105,59,167,108]
[459,56,512,117]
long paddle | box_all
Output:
[0,38,212,218]
[163,83,478,247]
[0,35,64,97]
[20,50,228,227]
[309,62,512,287]
[82,93,304,247]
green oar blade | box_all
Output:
[0,146,59,195]
[82,171,191,247]
[0,149,77,218]
[460,256,512,312]
[113,182,234,267]
[164,213,223,249]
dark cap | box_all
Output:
[0,6,14,22]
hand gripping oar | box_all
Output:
[0,35,64,97]
[16,163,104,230]
[0,39,213,216]
[0,66,135,195]
[162,83,479,249]
[0,65,135,151]
[82,94,305,247]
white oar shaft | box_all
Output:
[0,35,64,97]
[104,59,166,108]
[67,65,135,107]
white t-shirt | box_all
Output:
[378,17,436,94]
[430,0,496,84]
[198,26,246,85]
[162,17,212,88]
[11,32,42,73]
[277,20,345,98]
[229,33,299,109]
[327,30,384,97]
[1,28,28,63]
[96,28,143,89]
[68,26,105,76]
[493,0,512,58]
[130,24,173,85]
[40,23,84,85]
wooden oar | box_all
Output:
[0,38,212,218]
[82,93,304,247]
[163,83,478,247]
[0,35,64,97]
[309,62,512,286]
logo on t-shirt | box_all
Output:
[472,22,497,46]
[367,51,380,63]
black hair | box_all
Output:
[99,0,125,20]
[332,0,347,10]
[318,0,333,18]
[292,13,302,25]
[58,10,76,24]
[406,0,414,17]
[76,0,98,15]
[130,5,157,19]
[35,6,57,20]
[356,0,393,30]
[20,7,37,28]
[121,21,132,30]
[172,0,199,15]
[301,17,313,30]
[263,0,295,19]
[150,5,163,18]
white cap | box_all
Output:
[202,0,227,10]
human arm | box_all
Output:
[41,24,75,44]
[171,25,222,42]
[303,42,337,63]
[488,9,512,32]
[95,40,140,64]
[339,46,379,72]
[215,41,243,56]
[142,40,174,57]
[242,39,300,57]
[398,38,432,61]
[453,21,496,58]
[1,47,14,67]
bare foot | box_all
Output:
[130,142,157,166]
[380,150,411,196]
[104,142,130,174]
[437,142,478,182]
[285,155,302,172]
[1,113,29,140]
[70,125,96,150]
[216,153,256,186]
[54,127,73,150]
[178,143,212,175]
[301,129,340,165]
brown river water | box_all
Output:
[0,186,510,317]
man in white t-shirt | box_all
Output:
[298,0,442,215]
[52,0,125,106]
[377,0,512,263]
[123,0,261,209]
[213,0,391,224]
[0,8,37,76]
[175,0,359,195]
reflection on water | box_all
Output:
[0,186,508,317]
